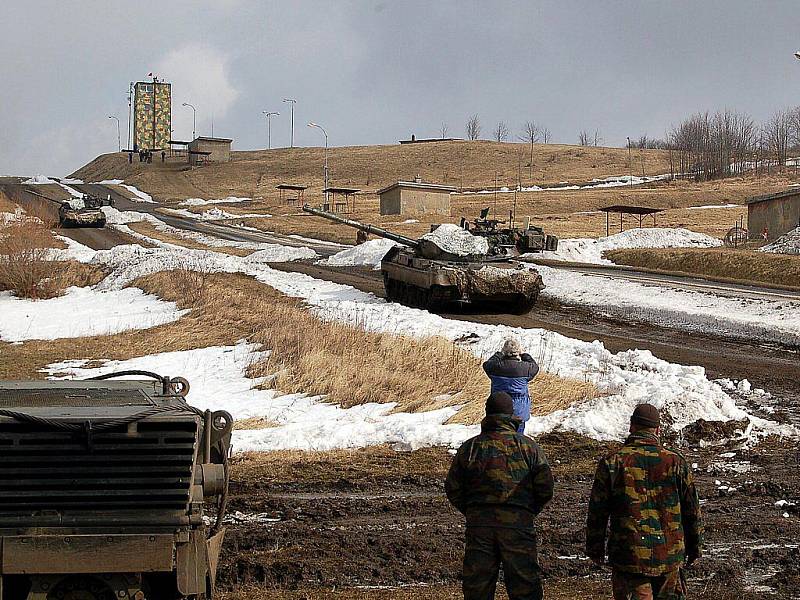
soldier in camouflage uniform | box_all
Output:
[586,404,703,600]
[446,391,554,600]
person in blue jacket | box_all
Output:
[482,338,540,434]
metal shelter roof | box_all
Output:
[599,205,664,215]
[323,187,360,194]
[277,184,308,191]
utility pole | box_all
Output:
[262,111,280,149]
[126,82,133,150]
[283,98,296,147]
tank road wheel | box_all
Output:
[511,293,538,315]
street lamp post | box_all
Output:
[283,98,296,147]
[108,115,121,152]
[262,111,280,149]
[308,122,329,203]
[626,136,632,186]
[182,102,197,140]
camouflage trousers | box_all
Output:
[611,568,687,600]
[462,527,542,600]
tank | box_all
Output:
[0,372,233,600]
[58,195,113,228]
[303,205,544,313]
[460,208,559,257]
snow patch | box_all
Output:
[120,184,155,203]
[537,265,800,346]
[320,238,397,269]
[0,286,186,342]
[760,227,800,255]
[536,228,723,264]
[163,207,271,220]
[178,197,250,206]
[421,223,488,256]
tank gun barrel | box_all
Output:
[302,204,418,247]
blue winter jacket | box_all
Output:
[482,352,539,433]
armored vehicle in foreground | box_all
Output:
[0,373,233,600]
[58,194,113,228]
[460,208,559,257]
[303,205,544,313]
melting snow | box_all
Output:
[320,238,398,269]
[535,228,722,264]
[760,227,800,255]
[0,286,186,342]
[179,197,250,206]
[421,223,489,256]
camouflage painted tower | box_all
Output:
[133,78,171,151]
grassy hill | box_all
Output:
[70,140,797,243]
[72,140,672,202]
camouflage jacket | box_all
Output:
[586,431,703,576]
[445,414,554,529]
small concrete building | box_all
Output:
[188,136,233,165]
[746,189,800,240]
[377,179,455,216]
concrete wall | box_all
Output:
[380,187,450,216]
[188,139,231,165]
[748,195,800,240]
[379,187,402,215]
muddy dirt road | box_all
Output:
[218,432,799,600]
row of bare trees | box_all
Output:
[655,108,800,181]
[461,115,551,143]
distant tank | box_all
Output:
[303,205,544,313]
[58,194,113,228]
[459,207,559,257]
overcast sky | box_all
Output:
[2,1,800,176]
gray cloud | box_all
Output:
[2,0,799,175]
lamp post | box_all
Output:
[626,136,632,186]
[262,111,280,149]
[182,102,196,140]
[308,122,328,203]
[108,115,121,152]
[283,98,296,147]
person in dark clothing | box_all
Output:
[128,151,133,164]
[161,150,166,162]
[586,404,703,600]
[446,391,554,600]
[482,338,539,434]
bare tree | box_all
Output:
[518,121,541,144]
[465,115,481,141]
[540,127,551,143]
[578,130,591,146]
[592,130,602,146]
[668,109,756,180]
[494,121,510,142]
[765,109,791,167]
[439,122,449,139]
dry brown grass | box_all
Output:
[126,221,252,256]
[135,271,598,423]
[232,417,278,430]
[605,247,800,288]
[72,141,671,203]
[0,217,65,298]
[70,141,800,247]
[0,192,17,213]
